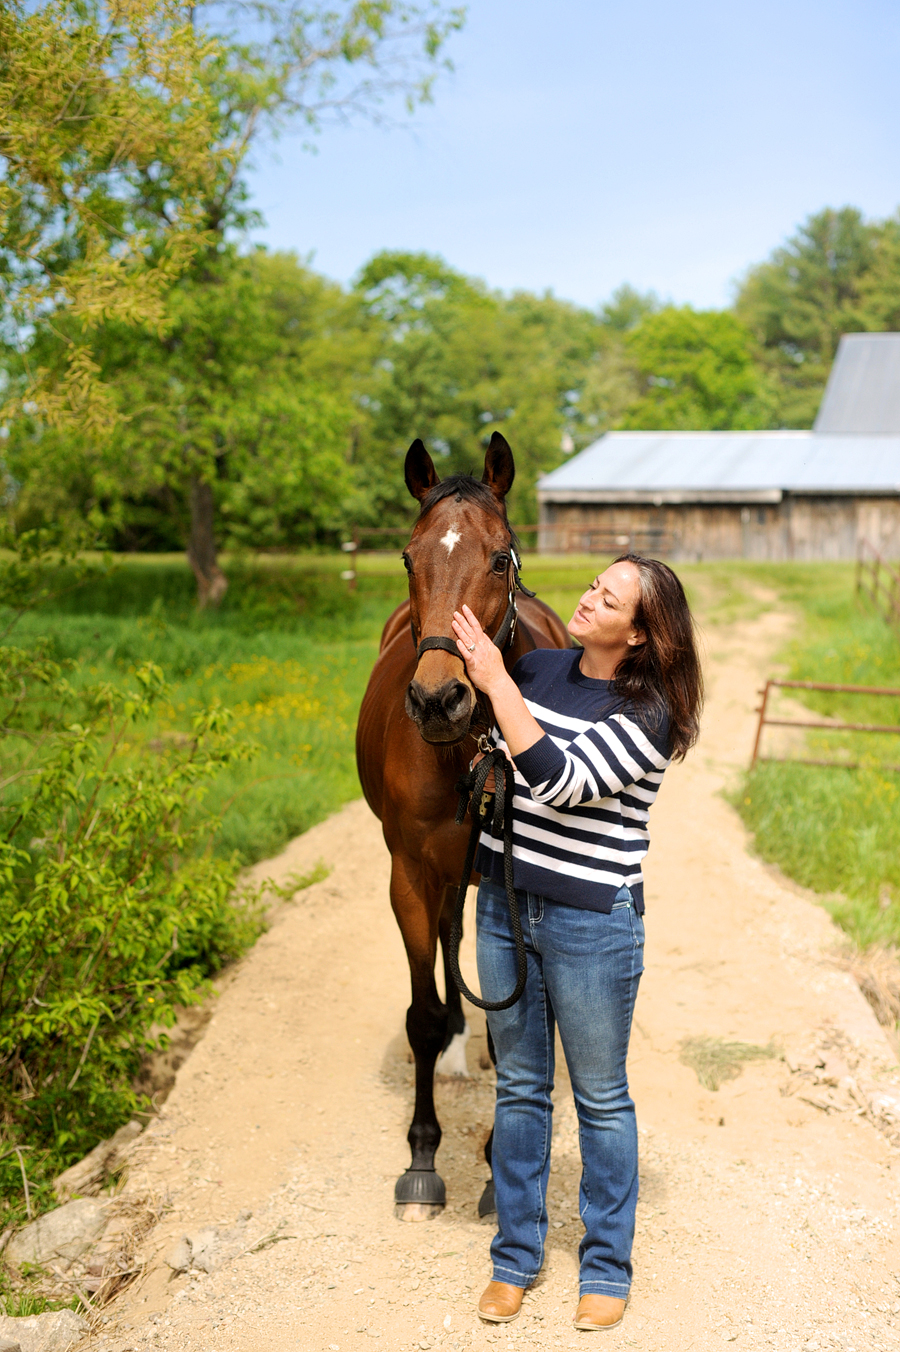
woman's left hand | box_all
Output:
[452,604,509,696]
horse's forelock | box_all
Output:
[417,475,508,526]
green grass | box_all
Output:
[729,563,900,948]
[19,557,414,865]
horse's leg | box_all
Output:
[391,856,448,1221]
[435,883,470,1077]
[479,1025,497,1217]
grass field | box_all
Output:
[19,556,403,864]
[725,563,900,949]
[22,552,900,949]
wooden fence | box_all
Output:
[856,538,900,633]
[750,678,900,772]
[517,523,677,555]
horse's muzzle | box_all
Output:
[405,676,474,743]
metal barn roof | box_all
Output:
[537,430,900,503]
[815,333,900,434]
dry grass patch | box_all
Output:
[844,944,900,1031]
[679,1036,777,1091]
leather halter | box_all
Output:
[411,544,535,662]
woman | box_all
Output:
[451,553,702,1333]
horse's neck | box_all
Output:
[505,615,537,668]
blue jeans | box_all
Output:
[476,878,644,1298]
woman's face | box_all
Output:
[567,561,645,653]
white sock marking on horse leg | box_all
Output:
[440,525,461,554]
[436,1022,471,1077]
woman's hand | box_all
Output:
[452,605,510,698]
[453,603,546,763]
[469,749,496,794]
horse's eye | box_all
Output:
[402,553,413,574]
[493,554,509,575]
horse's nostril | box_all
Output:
[441,681,470,718]
[407,680,427,714]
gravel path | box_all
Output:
[93,608,900,1352]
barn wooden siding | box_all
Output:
[537,496,900,562]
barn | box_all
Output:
[535,333,900,561]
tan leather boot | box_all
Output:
[477,1281,526,1323]
[573,1294,626,1330]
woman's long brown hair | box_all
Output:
[611,554,703,761]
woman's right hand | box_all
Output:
[470,750,497,794]
[470,748,517,795]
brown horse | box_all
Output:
[356,432,570,1219]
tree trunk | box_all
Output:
[187,476,228,607]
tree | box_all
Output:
[0,0,231,435]
[618,306,774,431]
[857,215,900,333]
[599,283,659,332]
[3,0,465,600]
[8,250,382,571]
[734,207,882,426]
[352,251,604,525]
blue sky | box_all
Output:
[245,0,900,310]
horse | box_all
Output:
[356,432,570,1220]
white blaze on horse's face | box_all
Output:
[440,525,462,555]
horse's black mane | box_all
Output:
[417,474,508,524]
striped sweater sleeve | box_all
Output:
[513,709,670,809]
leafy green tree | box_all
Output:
[599,283,660,332]
[3,0,464,600]
[0,0,231,436]
[617,305,774,431]
[734,207,883,426]
[858,215,900,333]
[352,251,604,525]
[9,252,382,571]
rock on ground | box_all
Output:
[6,1199,109,1269]
[0,1309,87,1352]
[164,1213,253,1275]
[53,1123,142,1203]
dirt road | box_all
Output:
[95,610,900,1352]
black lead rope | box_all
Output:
[449,744,528,1012]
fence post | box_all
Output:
[855,539,864,598]
[340,531,358,592]
[750,681,771,769]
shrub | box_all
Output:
[0,642,262,1218]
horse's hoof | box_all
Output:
[478,1179,496,1218]
[395,1201,445,1222]
[394,1168,446,1218]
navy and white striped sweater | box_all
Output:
[475,648,671,914]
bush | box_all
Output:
[0,641,263,1219]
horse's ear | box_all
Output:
[482,431,515,499]
[405,439,441,501]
